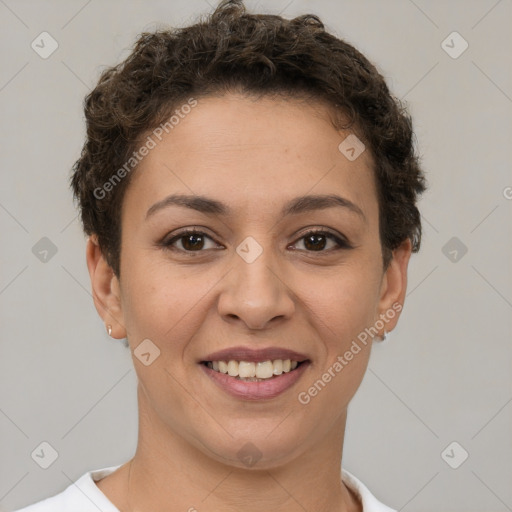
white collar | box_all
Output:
[36,464,395,512]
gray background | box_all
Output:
[1,0,511,510]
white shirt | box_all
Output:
[14,465,396,512]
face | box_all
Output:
[88,93,411,469]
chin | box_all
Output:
[190,423,310,470]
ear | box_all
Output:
[85,235,127,339]
[375,238,412,336]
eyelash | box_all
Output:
[162,228,352,254]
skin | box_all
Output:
[86,93,411,512]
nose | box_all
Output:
[217,242,295,331]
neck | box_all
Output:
[100,385,361,512]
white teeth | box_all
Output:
[256,361,274,379]
[272,359,283,375]
[206,359,302,380]
[227,360,239,376]
[238,361,256,378]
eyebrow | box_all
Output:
[145,193,366,222]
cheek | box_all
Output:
[297,271,378,409]
[297,261,381,349]
[119,256,217,351]
[294,268,379,414]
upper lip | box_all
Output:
[201,346,310,363]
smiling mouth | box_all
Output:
[201,359,307,382]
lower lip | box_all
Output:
[200,362,310,400]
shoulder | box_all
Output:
[342,468,397,512]
[12,465,122,512]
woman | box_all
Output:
[16,0,426,510]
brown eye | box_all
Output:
[293,230,350,252]
[180,233,205,251]
[303,233,328,251]
[164,230,219,252]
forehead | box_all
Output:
[122,93,378,222]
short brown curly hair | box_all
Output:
[71,0,427,277]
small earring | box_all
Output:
[106,324,112,337]
[380,330,390,343]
